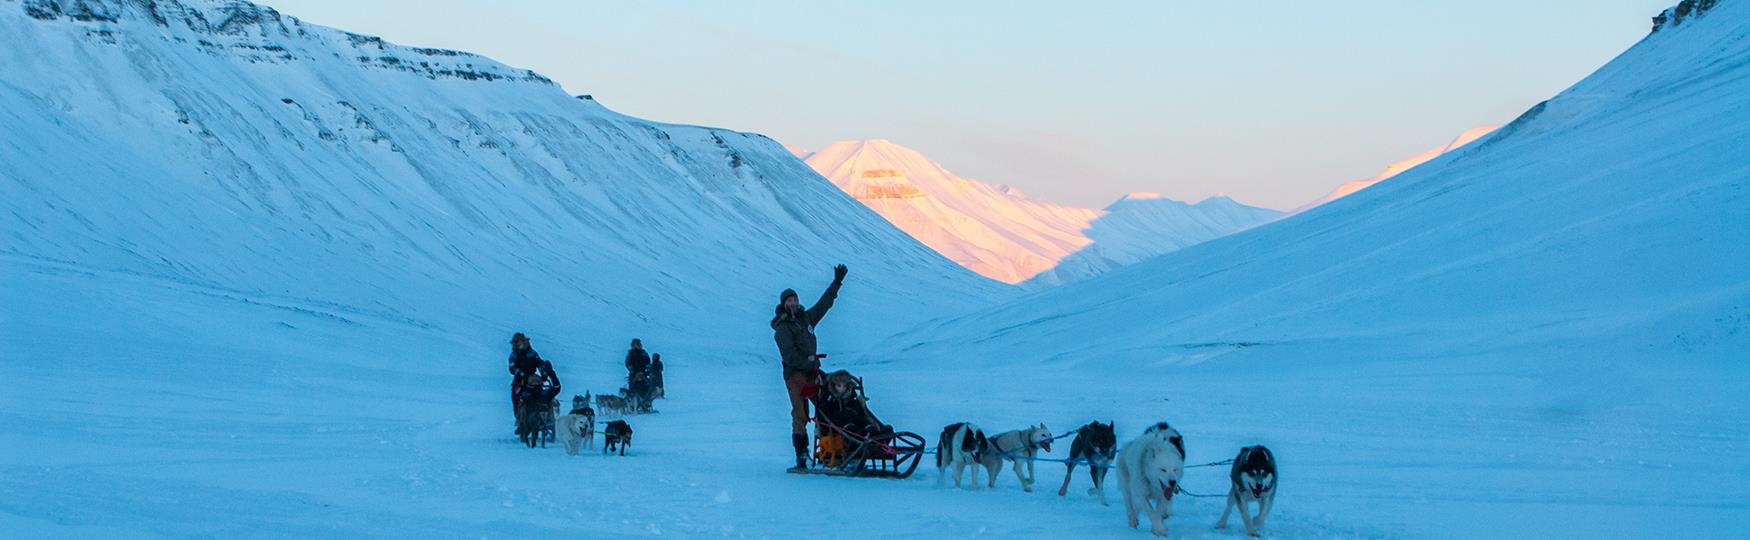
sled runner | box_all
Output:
[791,424,926,479]
[790,372,926,479]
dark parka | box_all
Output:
[771,280,841,376]
[508,346,561,404]
[625,348,651,374]
[509,346,546,378]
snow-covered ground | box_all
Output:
[7,263,1743,538]
[4,0,1747,538]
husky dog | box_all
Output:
[1058,421,1117,504]
[1143,421,1186,458]
[557,394,596,456]
[982,423,1053,491]
[1117,428,1186,537]
[603,420,633,456]
[595,393,629,417]
[935,422,989,490]
[540,398,560,445]
[1217,445,1277,537]
[518,393,559,449]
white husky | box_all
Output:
[982,423,1053,491]
[1217,445,1277,537]
[936,422,989,490]
[1117,424,1186,537]
[557,393,596,456]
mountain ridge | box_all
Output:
[885,0,1750,364]
[0,0,1008,356]
[803,138,1280,284]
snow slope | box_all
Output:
[1290,125,1501,213]
[1027,194,1283,287]
[806,139,1101,283]
[0,0,1007,357]
[893,0,1749,367]
[878,2,1749,534]
[806,139,1279,285]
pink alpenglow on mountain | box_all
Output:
[805,139,1100,283]
[805,139,1281,284]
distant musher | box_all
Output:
[507,332,559,429]
[650,353,665,399]
[625,339,655,412]
[772,264,847,471]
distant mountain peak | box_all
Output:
[1652,0,1722,33]
[1196,194,1242,206]
[804,139,1279,285]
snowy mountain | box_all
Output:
[0,0,1007,359]
[866,3,1749,535]
[804,139,1100,283]
[1025,193,1283,287]
[1291,124,1501,213]
[804,139,1279,284]
[893,0,1747,368]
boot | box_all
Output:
[789,433,809,471]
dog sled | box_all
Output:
[790,372,927,479]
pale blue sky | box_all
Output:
[271,0,1672,209]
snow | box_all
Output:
[4,0,1747,538]
[806,140,1279,285]
[806,139,1101,284]
[1027,196,1283,287]
[876,1,1750,535]
[0,0,1007,358]
[1291,125,1501,214]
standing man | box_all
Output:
[772,264,847,471]
[625,339,651,376]
[625,339,652,411]
[507,333,555,428]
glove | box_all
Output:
[832,264,848,283]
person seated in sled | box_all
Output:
[812,370,890,438]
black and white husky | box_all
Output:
[983,423,1053,491]
[1058,421,1116,504]
[1118,423,1186,537]
[1217,445,1277,537]
[557,393,596,456]
[935,422,989,490]
[603,420,632,456]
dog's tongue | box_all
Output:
[1041,441,1051,452]
[1161,481,1175,500]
